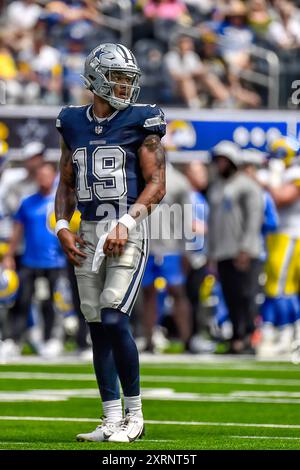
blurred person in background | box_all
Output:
[164,34,230,108]
[247,0,273,39]
[241,149,279,350]
[183,0,215,19]
[0,143,19,344]
[143,0,190,23]
[6,0,43,32]
[215,0,254,71]
[134,0,192,45]
[256,136,300,356]
[0,33,23,105]
[44,0,102,55]
[0,140,46,344]
[242,149,279,241]
[200,30,261,108]
[267,0,300,50]
[141,162,192,352]
[1,162,66,359]
[62,34,87,104]
[0,141,10,249]
[208,140,264,354]
[46,0,100,25]
[183,160,215,353]
[17,24,62,104]
[1,143,88,357]
[0,30,44,105]
[1,141,45,222]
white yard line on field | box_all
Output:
[0,439,175,445]
[0,442,30,445]
[0,372,95,381]
[1,416,300,430]
[2,372,300,387]
[0,354,297,368]
[142,364,300,372]
[141,377,300,386]
[141,362,300,371]
[2,388,300,403]
[231,435,300,440]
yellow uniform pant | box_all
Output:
[264,233,300,297]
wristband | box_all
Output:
[55,219,70,236]
[119,214,137,232]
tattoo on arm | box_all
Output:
[129,134,166,221]
[142,134,166,185]
[55,139,77,221]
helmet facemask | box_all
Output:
[103,69,141,110]
[82,44,141,110]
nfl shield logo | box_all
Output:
[95,126,103,134]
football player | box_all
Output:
[258,136,300,356]
[54,43,166,443]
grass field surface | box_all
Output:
[0,357,300,450]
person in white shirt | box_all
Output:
[6,0,42,31]
[164,34,229,107]
[267,0,300,49]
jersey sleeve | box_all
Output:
[141,105,166,138]
[56,107,72,149]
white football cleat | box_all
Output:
[40,338,64,358]
[108,411,145,443]
[273,325,294,355]
[76,418,121,442]
[291,340,300,364]
[0,339,21,363]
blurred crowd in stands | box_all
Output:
[0,0,300,108]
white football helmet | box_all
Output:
[82,43,141,110]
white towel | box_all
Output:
[91,220,118,273]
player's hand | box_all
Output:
[103,223,128,257]
[233,251,251,271]
[58,228,87,267]
[2,254,16,271]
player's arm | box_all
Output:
[103,134,166,257]
[267,183,300,207]
[55,138,86,266]
[132,133,166,216]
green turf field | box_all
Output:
[0,358,300,450]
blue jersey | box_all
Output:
[261,191,278,236]
[56,103,166,221]
[14,192,66,269]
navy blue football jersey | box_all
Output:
[56,103,166,221]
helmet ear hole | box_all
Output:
[100,84,110,94]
